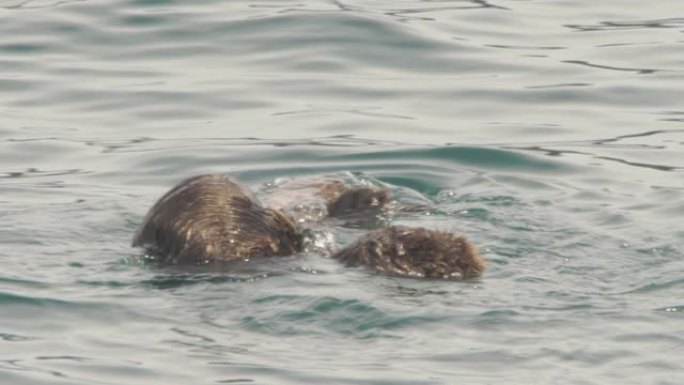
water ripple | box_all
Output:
[243,295,445,338]
[566,18,684,32]
[562,59,661,74]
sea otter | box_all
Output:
[332,226,485,279]
[132,174,302,264]
[133,174,485,280]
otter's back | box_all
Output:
[132,174,301,264]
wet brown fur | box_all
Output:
[264,178,391,219]
[333,226,485,279]
[132,174,302,264]
[325,186,390,217]
[133,175,486,280]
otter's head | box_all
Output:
[333,226,485,279]
[423,230,486,279]
[327,187,391,217]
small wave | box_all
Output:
[242,295,445,338]
[0,332,39,342]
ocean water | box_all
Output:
[1,0,683,384]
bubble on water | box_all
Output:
[303,229,335,255]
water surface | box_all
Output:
[1,1,683,384]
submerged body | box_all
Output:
[333,226,485,279]
[132,174,302,264]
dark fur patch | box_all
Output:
[132,174,302,264]
[333,226,485,279]
[326,187,391,217]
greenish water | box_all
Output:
[1,1,683,384]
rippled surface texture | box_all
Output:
[1,1,683,384]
